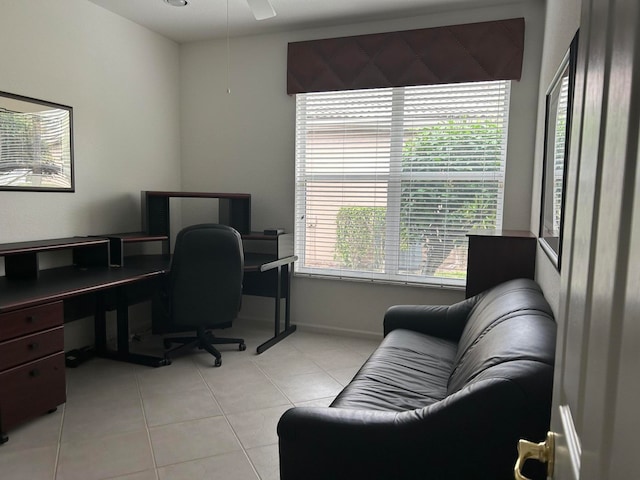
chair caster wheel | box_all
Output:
[214,358,222,367]
[239,343,247,351]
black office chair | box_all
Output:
[162,223,246,367]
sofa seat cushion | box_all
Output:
[330,329,457,412]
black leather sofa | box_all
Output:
[277,278,556,480]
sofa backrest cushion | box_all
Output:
[447,279,556,395]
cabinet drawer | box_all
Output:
[0,327,64,371]
[0,302,63,342]
[0,352,66,432]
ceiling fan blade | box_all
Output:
[246,0,276,20]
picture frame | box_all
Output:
[0,91,74,192]
[539,31,579,270]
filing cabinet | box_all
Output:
[0,301,66,443]
[465,230,536,298]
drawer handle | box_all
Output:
[28,342,39,351]
[29,369,40,378]
[26,316,37,323]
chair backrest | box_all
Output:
[168,223,244,328]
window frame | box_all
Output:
[294,81,511,287]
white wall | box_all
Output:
[530,0,582,315]
[180,1,545,336]
[0,0,182,347]
[0,0,182,245]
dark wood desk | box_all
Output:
[0,252,296,364]
[1,191,297,442]
[0,243,296,443]
[0,248,170,444]
[0,255,168,315]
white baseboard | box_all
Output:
[238,315,383,341]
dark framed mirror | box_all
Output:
[539,31,579,270]
[0,91,74,192]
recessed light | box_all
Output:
[164,0,188,6]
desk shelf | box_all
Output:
[0,237,110,280]
[102,232,169,267]
[142,191,252,245]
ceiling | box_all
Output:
[87,0,521,43]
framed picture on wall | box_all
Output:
[539,31,579,270]
[0,91,74,192]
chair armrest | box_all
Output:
[383,296,477,341]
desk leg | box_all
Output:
[274,265,281,338]
[116,288,130,356]
[94,294,107,356]
[95,287,170,368]
[256,262,297,354]
[284,263,294,332]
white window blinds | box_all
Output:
[552,77,570,236]
[0,107,71,188]
[294,81,510,286]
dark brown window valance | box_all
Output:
[287,18,525,95]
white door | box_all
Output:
[519,0,640,478]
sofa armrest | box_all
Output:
[383,295,477,341]
[278,407,408,480]
[278,378,539,480]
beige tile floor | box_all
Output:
[0,322,381,480]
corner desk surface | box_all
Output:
[1,190,294,442]
[0,252,297,362]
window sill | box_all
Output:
[293,270,466,291]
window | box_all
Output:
[294,81,510,286]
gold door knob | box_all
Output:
[514,431,555,480]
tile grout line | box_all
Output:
[250,358,298,406]
[251,339,345,406]
[52,402,66,480]
[134,366,161,480]
[195,358,263,480]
